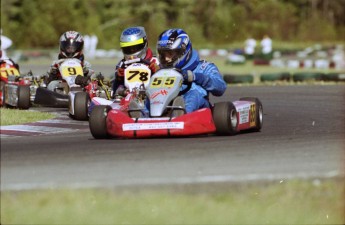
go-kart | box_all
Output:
[68,73,111,121]
[34,58,111,120]
[89,68,263,139]
[88,58,152,119]
[34,58,82,108]
[0,61,43,109]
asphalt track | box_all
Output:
[1,82,344,191]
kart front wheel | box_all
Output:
[74,92,90,121]
[213,101,238,135]
[89,105,110,139]
[17,85,30,109]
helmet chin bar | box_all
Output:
[124,50,145,60]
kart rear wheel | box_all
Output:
[17,85,30,109]
[240,97,263,131]
[89,105,110,139]
[0,81,5,107]
[213,101,238,135]
[74,92,90,121]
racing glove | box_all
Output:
[182,70,195,83]
[149,61,159,73]
[116,67,125,77]
[50,66,59,76]
[47,66,59,83]
[95,72,104,81]
[75,75,90,87]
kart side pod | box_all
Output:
[34,87,69,108]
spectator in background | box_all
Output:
[83,34,98,59]
[89,34,98,59]
[83,34,91,58]
[0,30,20,70]
[260,34,272,59]
[244,37,256,60]
[1,29,13,59]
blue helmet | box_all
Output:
[157,29,192,69]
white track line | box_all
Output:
[1,170,342,191]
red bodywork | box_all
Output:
[105,107,216,138]
[84,80,99,99]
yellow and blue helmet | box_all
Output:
[120,26,148,60]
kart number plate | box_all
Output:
[1,67,20,78]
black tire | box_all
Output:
[212,101,238,135]
[74,92,90,121]
[260,72,291,82]
[239,97,263,132]
[17,85,30,109]
[223,74,254,84]
[89,105,110,139]
[292,72,323,82]
[322,73,345,82]
[0,81,5,107]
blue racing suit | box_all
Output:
[180,49,227,113]
[144,49,226,115]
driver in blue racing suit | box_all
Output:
[156,28,227,113]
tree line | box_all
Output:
[2,0,344,50]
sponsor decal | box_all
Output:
[123,122,184,131]
[249,103,256,127]
[157,40,173,45]
[151,100,163,105]
[151,89,168,99]
[200,61,210,70]
[237,105,250,124]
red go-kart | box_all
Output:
[89,68,263,139]
[0,60,38,109]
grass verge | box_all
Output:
[1,179,344,224]
[0,108,55,126]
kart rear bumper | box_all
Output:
[106,108,216,138]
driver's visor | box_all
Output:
[120,38,145,55]
[157,49,183,66]
[66,45,77,53]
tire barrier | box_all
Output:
[292,72,323,82]
[223,72,345,84]
[223,74,254,84]
[260,72,291,82]
[321,73,345,82]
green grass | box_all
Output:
[1,179,344,224]
[0,108,55,126]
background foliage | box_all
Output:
[1,0,345,50]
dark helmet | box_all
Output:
[59,31,84,58]
[156,28,192,68]
[120,26,148,60]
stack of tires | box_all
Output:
[223,74,254,84]
[223,72,345,84]
[260,72,291,82]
